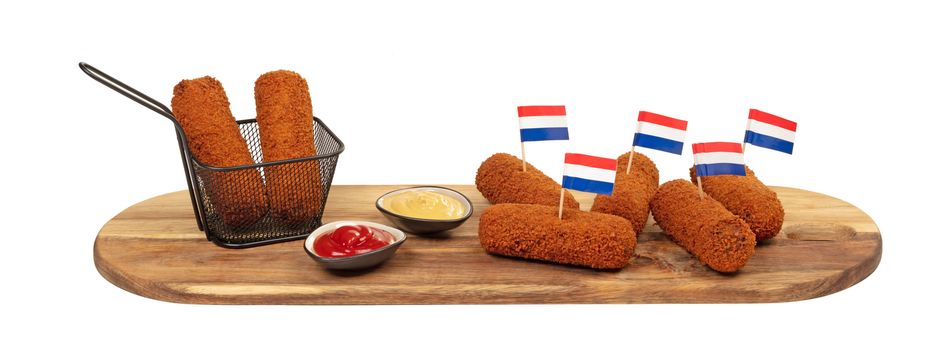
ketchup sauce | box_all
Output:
[313,225,396,258]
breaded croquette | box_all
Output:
[591,151,659,235]
[475,153,579,209]
[171,76,267,227]
[650,179,756,272]
[618,150,660,187]
[479,203,636,269]
[689,165,784,241]
[255,70,322,224]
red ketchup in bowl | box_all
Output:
[313,225,396,258]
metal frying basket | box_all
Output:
[80,62,345,248]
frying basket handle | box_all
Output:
[78,62,176,122]
[79,62,208,232]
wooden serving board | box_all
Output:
[94,185,881,304]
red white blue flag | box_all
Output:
[692,142,746,177]
[518,105,569,142]
[562,153,617,195]
[633,111,688,155]
[745,109,796,154]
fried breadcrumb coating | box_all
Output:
[475,153,579,209]
[650,179,756,272]
[255,70,322,224]
[479,203,635,269]
[591,151,659,235]
[689,165,784,241]
[171,76,267,227]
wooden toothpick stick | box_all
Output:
[520,142,527,172]
[558,188,565,220]
[694,154,705,199]
[626,148,636,174]
[696,175,705,199]
[743,118,750,154]
[626,122,642,174]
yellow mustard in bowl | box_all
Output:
[380,189,466,220]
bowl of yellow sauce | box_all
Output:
[376,186,473,234]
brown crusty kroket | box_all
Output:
[254,70,323,225]
[649,179,756,273]
[689,165,784,241]
[475,153,580,209]
[478,203,635,269]
[618,150,660,186]
[591,151,660,235]
[171,76,267,228]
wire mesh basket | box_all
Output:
[80,63,345,248]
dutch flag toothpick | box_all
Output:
[557,152,617,219]
[744,109,796,154]
[516,105,569,172]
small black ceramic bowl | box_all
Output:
[304,221,407,270]
[375,186,474,235]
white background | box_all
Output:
[2,0,945,348]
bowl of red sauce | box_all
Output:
[304,221,407,270]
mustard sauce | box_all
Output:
[382,189,466,220]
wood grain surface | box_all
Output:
[94,185,881,304]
